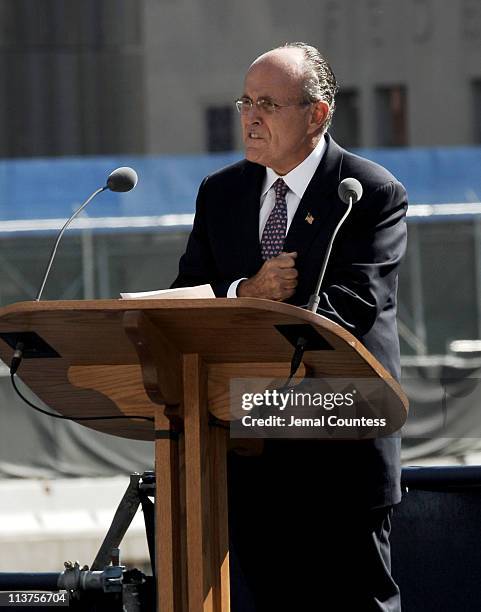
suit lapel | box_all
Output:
[283,134,346,261]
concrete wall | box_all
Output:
[0,0,479,156]
[0,477,149,572]
[0,0,145,157]
[142,0,481,152]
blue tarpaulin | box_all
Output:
[0,146,480,224]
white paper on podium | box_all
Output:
[120,284,215,300]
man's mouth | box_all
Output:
[248,132,263,140]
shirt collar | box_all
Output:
[261,136,327,199]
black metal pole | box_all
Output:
[0,572,60,591]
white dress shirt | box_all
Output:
[227,137,327,297]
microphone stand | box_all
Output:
[35,186,107,301]
[307,194,354,313]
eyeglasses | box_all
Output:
[235,96,310,115]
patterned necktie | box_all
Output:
[260,178,289,260]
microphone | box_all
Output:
[338,177,363,205]
[106,166,138,192]
[307,177,363,312]
[35,167,138,301]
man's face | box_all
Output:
[240,50,323,175]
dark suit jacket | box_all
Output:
[172,133,408,508]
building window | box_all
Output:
[330,89,360,148]
[375,85,408,147]
[473,80,481,144]
[206,106,234,152]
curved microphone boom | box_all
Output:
[35,167,138,301]
[307,177,363,312]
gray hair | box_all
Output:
[278,42,339,132]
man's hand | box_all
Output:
[237,252,298,300]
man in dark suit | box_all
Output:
[172,42,407,611]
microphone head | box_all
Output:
[338,177,363,204]
[106,167,138,192]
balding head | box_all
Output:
[239,43,333,174]
[249,43,338,133]
[243,48,310,118]
[249,47,307,81]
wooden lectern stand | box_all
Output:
[0,298,408,611]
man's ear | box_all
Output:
[308,100,330,133]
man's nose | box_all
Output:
[244,106,262,124]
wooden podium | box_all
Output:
[0,298,408,611]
